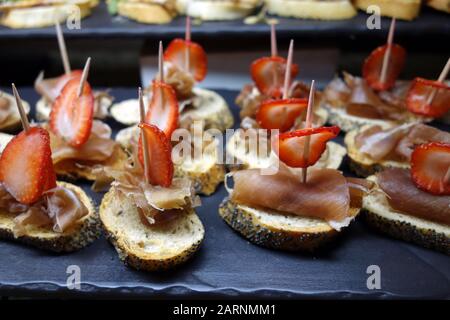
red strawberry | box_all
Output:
[138,123,174,188]
[145,80,179,139]
[0,127,56,204]
[54,70,83,94]
[49,77,94,148]
[250,56,299,98]
[406,77,450,118]
[362,43,406,91]
[273,126,340,168]
[256,98,307,132]
[411,142,450,195]
[164,38,208,82]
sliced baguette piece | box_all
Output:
[362,175,450,254]
[0,0,93,28]
[354,0,421,21]
[426,0,450,13]
[110,88,234,131]
[344,125,409,177]
[219,197,360,251]
[186,0,260,20]
[0,181,101,252]
[116,0,176,24]
[99,187,205,271]
[115,126,225,195]
[0,91,30,132]
[266,0,357,20]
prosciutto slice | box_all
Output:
[378,168,450,226]
[231,166,370,229]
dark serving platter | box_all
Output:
[0,2,448,40]
[0,87,449,299]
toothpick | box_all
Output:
[11,83,30,132]
[185,16,191,73]
[301,80,315,184]
[139,87,151,184]
[77,57,91,97]
[379,18,396,86]
[426,57,450,105]
[158,41,164,83]
[270,22,277,57]
[55,22,71,75]
[282,39,294,99]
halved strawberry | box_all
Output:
[54,70,83,94]
[145,80,179,139]
[250,56,299,98]
[272,126,340,168]
[362,44,406,91]
[49,77,94,148]
[411,142,450,195]
[164,38,208,82]
[406,77,450,118]
[138,123,174,188]
[0,127,56,204]
[256,98,307,132]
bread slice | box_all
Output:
[426,0,450,13]
[100,187,204,271]
[362,175,450,254]
[110,88,234,131]
[186,0,260,20]
[0,91,31,132]
[266,0,357,20]
[116,0,176,24]
[115,126,225,195]
[219,197,360,251]
[354,0,421,20]
[344,126,409,177]
[0,181,101,252]
[0,0,93,28]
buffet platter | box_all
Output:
[0,87,448,299]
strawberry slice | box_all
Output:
[362,44,406,91]
[256,98,308,132]
[406,77,450,118]
[164,38,208,82]
[138,123,174,188]
[251,56,299,98]
[411,142,450,195]
[49,77,94,148]
[0,127,56,204]
[273,126,340,168]
[54,70,83,95]
[145,80,179,139]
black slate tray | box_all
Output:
[0,87,449,299]
[0,2,448,40]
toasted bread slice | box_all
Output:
[344,125,409,177]
[115,1,176,24]
[219,197,360,251]
[0,181,101,252]
[426,0,450,13]
[0,0,93,28]
[266,0,357,20]
[0,91,30,132]
[186,0,260,20]
[362,175,450,254]
[354,0,421,20]
[116,126,225,195]
[100,187,204,271]
[110,88,234,131]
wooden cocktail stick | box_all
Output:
[301,80,315,184]
[426,57,450,105]
[77,57,91,97]
[158,41,164,83]
[185,16,191,72]
[55,22,71,75]
[270,22,277,57]
[11,83,30,132]
[139,87,151,184]
[282,39,294,99]
[380,18,396,85]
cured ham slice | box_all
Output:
[378,168,450,226]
